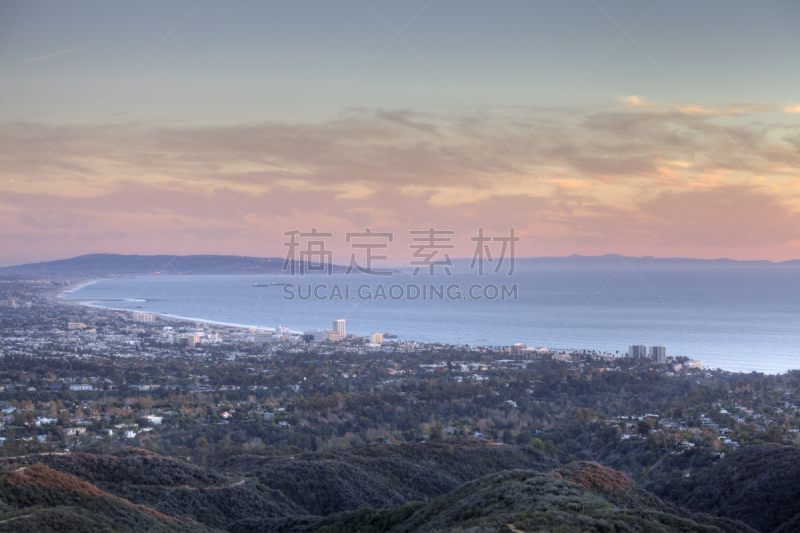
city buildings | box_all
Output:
[333,319,346,337]
[628,344,648,359]
[254,330,273,343]
[371,333,384,345]
[176,334,198,347]
[651,345,667,364]
[133,312,156,323]
[303,330,325,343]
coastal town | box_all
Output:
[1,276,799,485]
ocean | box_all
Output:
[62,267,800,374]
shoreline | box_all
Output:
[48,277,277,332]
[44,276,795,375]
[44,278,106,308]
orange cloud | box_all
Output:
[617,95,646,108]
[676,105,742,117]
[1,103,799,265]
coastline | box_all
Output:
[44,278,106,308]
[42,273,799,374]
[47,277,272,331]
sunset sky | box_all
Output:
[1,0,799,267]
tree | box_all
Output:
[659,429,681,452]
[13,411,34,427]
[767,426,783,443]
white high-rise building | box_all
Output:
[133,312,156,323]
[650,345,666,363]
[333,319,346,337]
[371,333,384,345]
[628,344,647,359]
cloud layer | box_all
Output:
[2,101,799,266]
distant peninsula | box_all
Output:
[0,254,348,276]
[1,253,798,277]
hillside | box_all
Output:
[0,443,556,530]
[389,463,755,533]
[223,441,558,511]
[230,462,756,533]
[0,448,233,487]
[0,444,766,532]
[0,463,214,532]
[0,253,347,276]
[651,444,800,533]
[0,449,306,530]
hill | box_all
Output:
[221,441,558,515]
[0,448,233,487]
[229,462,755,533]
[0,449,306,530]
[0,463,214,532]
[0,442,556,530]
[0,444,766,532]
[651,444,800,533]
[0,442,557,530]
[0,253,347,276]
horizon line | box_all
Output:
[2,252,799,270]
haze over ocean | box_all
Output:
[65,267,800,374]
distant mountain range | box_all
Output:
[0,253,348,276]
[456,254,800,270]
[1,253,798,277]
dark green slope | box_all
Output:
[0,444,767,533]
[652,444,800,533]
[0,442,555,529]
[0,448,233,487]
[224,440,558,510]
[390,463,755,533]
[1,449,306,529]
[0,463,215,533]
[227,503,426,533]
[229,462,755,533]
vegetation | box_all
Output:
[651,444,800,533]
[0,463,213,532]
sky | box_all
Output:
[1,0,799,267]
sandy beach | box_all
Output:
[46,278,258,329]
[44,278,106,307]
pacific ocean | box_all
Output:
[63,267,800,374]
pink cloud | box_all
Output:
[1,103,799,265]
